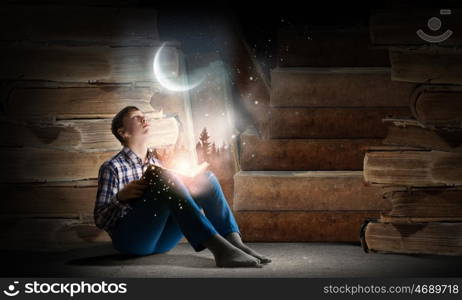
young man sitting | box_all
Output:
[94,106,271,267]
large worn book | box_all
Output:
[238,211,382,242]
[234,170,390,211]
[0,114,179,152]
[410,85,462,127]
[270,68,413,107]
[270,107,410,139]
[239,128,383,171]
[382,118,462,152]
[0,148,116,182]
[0,43,179,83]
[0,180,97,217]
[360,219,462,256]
[389,46,462,85]
[0,216,110,251]
[5,85,157,121]
[382,188,462,219]
[363,150,462,186]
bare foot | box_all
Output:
[233,243,272,264]
[214,245,263,268]
[225,232,272,264]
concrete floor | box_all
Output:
[2,242,462,277]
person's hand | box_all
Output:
[116,179,148,203]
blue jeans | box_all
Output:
[111,171,240,256]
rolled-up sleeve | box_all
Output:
[94,162,129,232]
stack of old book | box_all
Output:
[0,3,188,251]
[361,84,462,256]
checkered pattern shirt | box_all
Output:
[94,146,163,236]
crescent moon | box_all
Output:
[153,44,204,92]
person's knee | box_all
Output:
[204,171,219,186]
[205,170,216,179]
[152,242,178,254]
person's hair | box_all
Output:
[111,106,140,145]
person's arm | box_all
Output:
[153,157,164,168]
[94,162,129,231]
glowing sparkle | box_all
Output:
[169,157,198,177]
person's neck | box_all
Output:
[125,141,149,164]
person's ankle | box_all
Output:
[224,232,272,264]
[203,234,232,255]
[225,232,244,246]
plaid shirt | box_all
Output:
[94,146,163,236]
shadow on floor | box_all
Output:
[2,242,462,277]
[67,253,216,269]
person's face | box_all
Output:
[118,109,151,143]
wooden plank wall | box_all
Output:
[0,2,184,250]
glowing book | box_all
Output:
[142,162,209,184]
[164,161,209,178]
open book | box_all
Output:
[142,161,209,184]
[163,161,209,178]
